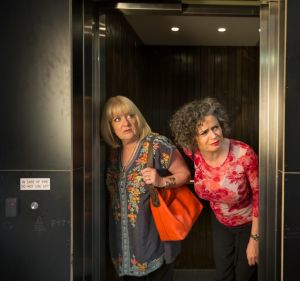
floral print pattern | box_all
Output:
[106,133,176,277]
[184,139,259,227]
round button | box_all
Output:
[30,202,39,210]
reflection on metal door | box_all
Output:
[259,1,286,281]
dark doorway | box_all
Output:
[88,2,260,281]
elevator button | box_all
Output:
[30,201,39,210]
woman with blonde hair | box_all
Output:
[101,96,191,281]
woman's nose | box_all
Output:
[122,116,130,125]
[209,129,217,137]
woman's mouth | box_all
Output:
[211,141,220,146]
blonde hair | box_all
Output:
[100,96,151,147]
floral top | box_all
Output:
[184,139,259,227]
[106,133,180,277]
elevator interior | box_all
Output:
[86,2,260,280]
[0,1,285,281]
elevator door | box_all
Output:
[96,3,260,280]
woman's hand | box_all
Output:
[246,238,259,266]
[141,167,164,187]
[141,149,190,188]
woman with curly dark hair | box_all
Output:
[170,97,259,281]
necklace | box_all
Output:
[120,141,139,176]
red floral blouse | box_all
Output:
[184,139,259,227]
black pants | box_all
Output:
[123,262,175,281]
[211,214,257,281]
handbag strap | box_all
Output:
[147,138,154,168]
[147,137,160,207]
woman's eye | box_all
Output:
[112,116,120,122]
[127,114,134,119]
[200,130,208,136]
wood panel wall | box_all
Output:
[106,11,144,101]
[140,46,259,152]
[105,11,259,274]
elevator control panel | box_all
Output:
[5,198,18,217]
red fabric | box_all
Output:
[184,139,259,227]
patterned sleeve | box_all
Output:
[245,146,259,218]
[152,134,176,170]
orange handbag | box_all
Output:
[147,140,203,241]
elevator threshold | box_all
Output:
[174,269,215,281]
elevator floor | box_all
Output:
[174,269,215,281]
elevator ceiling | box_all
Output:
[124,14,260,46]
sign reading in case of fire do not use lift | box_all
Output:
[20,178,50,190]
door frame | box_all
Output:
[90,1,287,280]
[259,1,286,280]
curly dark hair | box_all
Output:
[169,97,231,152]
